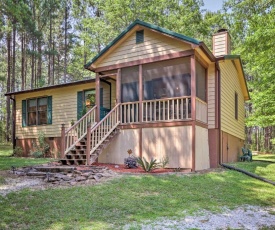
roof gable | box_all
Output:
[84,19,201,70]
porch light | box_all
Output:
[85,99,91,106]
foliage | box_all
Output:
[1,171,275,229]
[136,157,158,172]
[158,155,169,168]
[12,146,23,157]
[30,131,50,158]
[0,143,12,157]
[224,0,275,128]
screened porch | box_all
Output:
[97,56,208,125]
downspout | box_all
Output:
[216,61,222,165]
[10,96,16,150]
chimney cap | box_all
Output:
[217,28,228,33]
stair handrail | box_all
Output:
[63,105,97,155]
[88,103,121,160]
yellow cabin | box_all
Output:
[6,20,250,171]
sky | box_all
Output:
[203,0,224,12]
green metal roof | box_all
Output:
[223,54,241,60]
[84,19,201,69]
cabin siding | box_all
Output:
[98,129,140,164]
[15,82,112,139]
[220,60,245,140]
[195,126,210,170]
[99,126,192,168]
[207,63,216,128]
[142,126,192,168]
[213,33,226,56]
[96,29,192,68]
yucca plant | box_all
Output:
[136,157,158,172]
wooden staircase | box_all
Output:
[60,104,120,165]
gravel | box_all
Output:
[124,206,275,230]
[0,176,47,196]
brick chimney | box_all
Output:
[212,29,231,57]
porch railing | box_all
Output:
[121,102,139,123]
[64,105,97,154]
[142,96,191,122]
[196,98,207,123]
[89,103,120,155]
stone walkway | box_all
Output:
[0,165,118,196]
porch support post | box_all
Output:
[191,55,196,171]
[61,124,65,158]
[86,122,91,165]
[95,72,100,122]
[116,69,121,121]
[116,69,121,104]
[138,64,143,158]
[139,65,143,122]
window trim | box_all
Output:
[23,96,52,127]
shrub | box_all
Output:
[12,146,24,157]
[30,131,50,158]
[159,155,169,168]
[136,157,158,172]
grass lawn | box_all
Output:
[229,161,275,182]
[0,144,53,171]
[1,170,275,230]
[0,143,13,157]
[254,154,275,162]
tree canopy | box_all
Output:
[0,0,274,150]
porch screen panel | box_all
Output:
[196,61,206,101]
[143,57,191,100]
[121,66,139,102]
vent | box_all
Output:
[136,30,144,44]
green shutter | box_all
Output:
[22,100,27,127]
[77,91,83,120]
[47,96,52,124]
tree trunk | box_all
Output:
[31,37,35,89]
[11,21,16,92]
[6,31,12,142]
[52,41,55,85]
[64,6,68,83]
[21,32,25,90]
[48,11,52,85]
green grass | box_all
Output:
[253,154,275,162]
[0,144,53,170]
[1,170,275,230]
[230,161,275,182]
[0,143,13,157]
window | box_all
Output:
[235,92,238,120]
[136,30,144,44]
[22,96,52,127]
